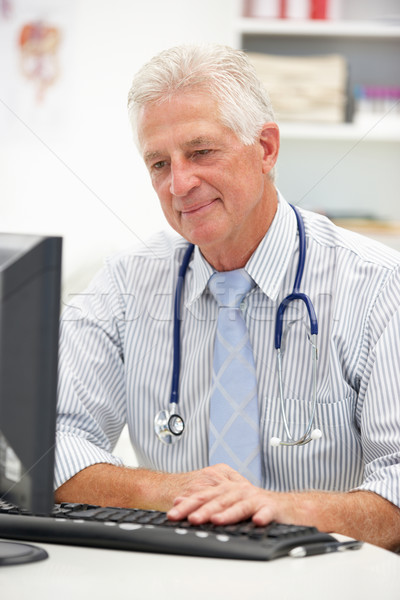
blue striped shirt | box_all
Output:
[55,195,400,509]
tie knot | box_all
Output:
[208,269,255,308]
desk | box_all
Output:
[1,537,399,600]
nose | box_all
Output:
[169,159,201,197]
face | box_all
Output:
[138,92,278,269]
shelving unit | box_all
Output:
[237,17,400,38]
[235,2,400,232]
[236,18,400,122]
[279,119,400,142]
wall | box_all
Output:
[0,0,239,302]
[1,0,399,306]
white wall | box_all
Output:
[0,0,239,302]
[2,0,399,306]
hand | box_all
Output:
[167,475,283,526]
[55,462,246,513]
[161,463,246,510]
[167,477,400,552]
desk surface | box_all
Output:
[1,537,399,600]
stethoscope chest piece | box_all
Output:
[154,403,185,445]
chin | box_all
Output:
[181,223,224,249]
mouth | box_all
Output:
[180,198,219,218]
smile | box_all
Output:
[180,199,218,218]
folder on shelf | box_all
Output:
[247,52,348,123]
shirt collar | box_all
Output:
[186,245,214,307]
[246,192,297,301]
[185,191,297,307]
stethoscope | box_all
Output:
[154,204,322,447]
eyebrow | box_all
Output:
[183,136,217,149]
[144,137,217,164]
[143,150,163,164]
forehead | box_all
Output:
[137,92,233,155]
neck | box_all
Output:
[201,187,278,272]
[202,233,267,272]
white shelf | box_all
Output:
[236,3,400,221]
[279,119,400,142]
[237,18,400,39]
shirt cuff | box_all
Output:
[54,432,124,490]
[352,467,400,509]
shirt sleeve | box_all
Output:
[54,261,127,489]
[354,267,400,508]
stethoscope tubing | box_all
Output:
[156,204,321,447]
[273,205,320,446]
[170,243,195,406]
[274,205,317,349]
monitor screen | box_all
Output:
[0,233,62,515]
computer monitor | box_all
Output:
[0,233,62,516]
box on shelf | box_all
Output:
[247,52,348,122]
[244,0,343,20]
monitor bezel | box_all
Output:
[0,233,62,515]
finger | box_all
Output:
[186,486,257,525]
[209,496,262,525]
[208,487,275,525]
[167,495,210,520]
[251,504,275,526]
[168,486,235,523]
[171,495,186,507]
[169,480,235,520]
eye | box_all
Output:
[191,149,213,161]
[153,160,168,170]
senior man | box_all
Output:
[55,44,400,551]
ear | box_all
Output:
[258,122,280,175]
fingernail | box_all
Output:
[188,512,202,524]
[168,508,178,518]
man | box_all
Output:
[55,44,400,551]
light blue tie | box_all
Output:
[208,269,263,487]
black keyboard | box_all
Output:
[0,500,336,561]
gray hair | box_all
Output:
[127,44,275,148]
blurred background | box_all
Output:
[1,0,399,307]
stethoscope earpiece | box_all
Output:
[270,437,281,447]
[270,429,323,447]
[271,205,323,447]
[310,428,322,440]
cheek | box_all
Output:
[155,186,177,225]
[152,177,171,204]
[227,170,263,205]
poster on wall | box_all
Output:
[0,0,77,139]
